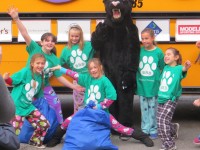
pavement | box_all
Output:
[19,94,200,150]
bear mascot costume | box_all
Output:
[91,0,140,128]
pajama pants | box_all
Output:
[61,113,133,136]
[157,100,177,149]
[73,81,84,113]
[11,109,50,146]
[44,86,63,124]
[140,96,157,134]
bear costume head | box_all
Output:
[103,0,134,26]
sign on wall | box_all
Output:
[136,19,170,41]
[18,20,51,42]
[175,19,200,42]
[57,20,91,42]
[0,21,12,42]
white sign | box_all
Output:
[136,19,170,41]
[57,20,91,42]
[18,20,51,42]
[0,20,12,42]
[176,19,200,42]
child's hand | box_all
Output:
[8,6,19,20]
[50,65,61,71]
[3,73,10,80]
[193,99,200,107]
[183,60,191,72]
[196,41,200,49]
[74,85,85,92]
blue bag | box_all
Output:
[62,101,118,150]
[18,97,59,144]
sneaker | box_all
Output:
[35,144,46,149]
[150,133,158,140]
[193,137,200,145]
[160,145,177,150]
[172,123,179,140]
[119,133,131,141]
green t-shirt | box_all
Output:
[78,74,117,112]
[26,40,62,87]
[158,65,187,104]
[136,46,165,97]
[10,68,43,116]
[60,41,94,73]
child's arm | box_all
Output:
[56,76,84,92]
[50,65,79,81]
[182,60,191,72]
[8,6,31,46]
[96,98,114,110]
[196,41,200,49]
[193,99,200,107]
[3,73,12,85]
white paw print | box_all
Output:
[159,71,174,92]
[86,85,101,105]
[43,62,53,78]
[70,49,87,69]
[25,79,39,101]
[139,56,157,76]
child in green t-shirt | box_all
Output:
[60,23,94,113]
[46,58,154,148]
[3,54,50,148]
[136,28,165,139]
[157,47,191,150]
[8,6,84,124]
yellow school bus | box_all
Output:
[0,0,200,92]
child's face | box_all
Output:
[69,29,81,45]
[40,36,55,52]
[164,49,179,66]
[141,32,155,50]
[31,57,46,74]
[88,62,102,79]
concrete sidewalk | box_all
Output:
[19,94,200,150]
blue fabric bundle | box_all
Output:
[63,100,118,150]
[18,97,59,144]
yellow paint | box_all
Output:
[1,0,200,87]
[1,0,200,12]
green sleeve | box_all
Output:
[52,55,62,78]
[158,50,165,71]
[26,40,40,55]
[104,78,117,100]
[60,47,67,66]
[11,68,27,86]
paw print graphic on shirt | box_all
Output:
[43,61,53,78]
[25,79,39,101]
[70,49,87,69]
[139,56,157,77]
[86,85,101,105]
[159,71,174,92]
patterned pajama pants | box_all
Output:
[72,80,84,113]
[11,109,50,146]
[157,100,177,149]
[140,96,157,134]
[44,86,63,124]
[61,113,133,135]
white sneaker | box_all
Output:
[35,144,46,149]
[172,123,180,140]
[160,145,177,150]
